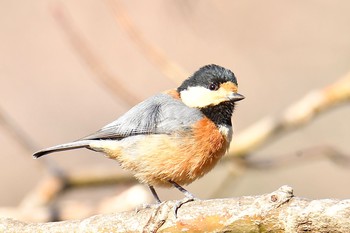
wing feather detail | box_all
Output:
[81,93,202,140]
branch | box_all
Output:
[51,3,139,106]
[2,186,350,232]
[18,169,136,210]
[106,0,188,84]
[0,106,38,152]
[245,145,350,170]
[227,71,350,158]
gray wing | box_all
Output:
[81,93,203,140]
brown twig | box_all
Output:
[106,0,188,84]
[0,106,38,152]
[19,168,136,210]
[3,169,140,222]
[64,168,136,187]
[245,145,350,170]
[19,173,66,210]
[50,3,139,106]
[227,72,350,158]
[0,183,149,222]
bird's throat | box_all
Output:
[200,101,235,127]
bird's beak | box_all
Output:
[229,92,245,102]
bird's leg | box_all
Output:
[169,180,195,199]
[169,180,198,217]
[149,185,162,204]
[135,185,162,213]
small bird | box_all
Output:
[33,64,244,213]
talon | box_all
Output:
[167,180,199,217]
[173,197,196,218]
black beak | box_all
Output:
[229,93,245,102]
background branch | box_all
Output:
[227,72,350,158]
[51,3,139,106]
[245,145,350,170]
[106,0,188,84]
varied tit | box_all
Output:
[33,64,244,212]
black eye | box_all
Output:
[208,83,218,91]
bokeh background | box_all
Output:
[1,0,349,221]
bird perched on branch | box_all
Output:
[33,64,244,215]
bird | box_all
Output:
[33,64,244,214]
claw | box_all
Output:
[173,196,196,218]
[145,182,199,218]
[168,180,199,218]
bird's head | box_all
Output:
[177,64,244,109]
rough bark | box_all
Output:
[1,186,350,232]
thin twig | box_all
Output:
[19,168,136,210]
[227,72,350,158]
[245,145,350,170]
[1,184,149,222]
[106,0,188,84]
[50,3,139,106]
[0,106,38,152]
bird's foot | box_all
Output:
[173,196,199,218]
[135,202,162,213]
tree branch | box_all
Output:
[227,71,350,158]
[2,186,350,232]
[245,145,350,170]
[51,3,139,106]
[14,169,137,218]
[106,0,188,84]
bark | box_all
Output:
[1,186,350,233]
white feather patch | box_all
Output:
[181,86,231,108]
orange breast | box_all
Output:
[114,117,230,187]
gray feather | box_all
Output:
[82,93,203,140]
[33,140,91,158]
[33,93,203,158]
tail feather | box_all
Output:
[33,140,92,158]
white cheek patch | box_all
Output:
[181,86,230,108]
[181,86,211,108]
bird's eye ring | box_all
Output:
[208,83,219,91]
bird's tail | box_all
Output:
[33,140,92,158]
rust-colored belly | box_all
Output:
[114,118,230,187]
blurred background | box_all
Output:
[0,0,349,222]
